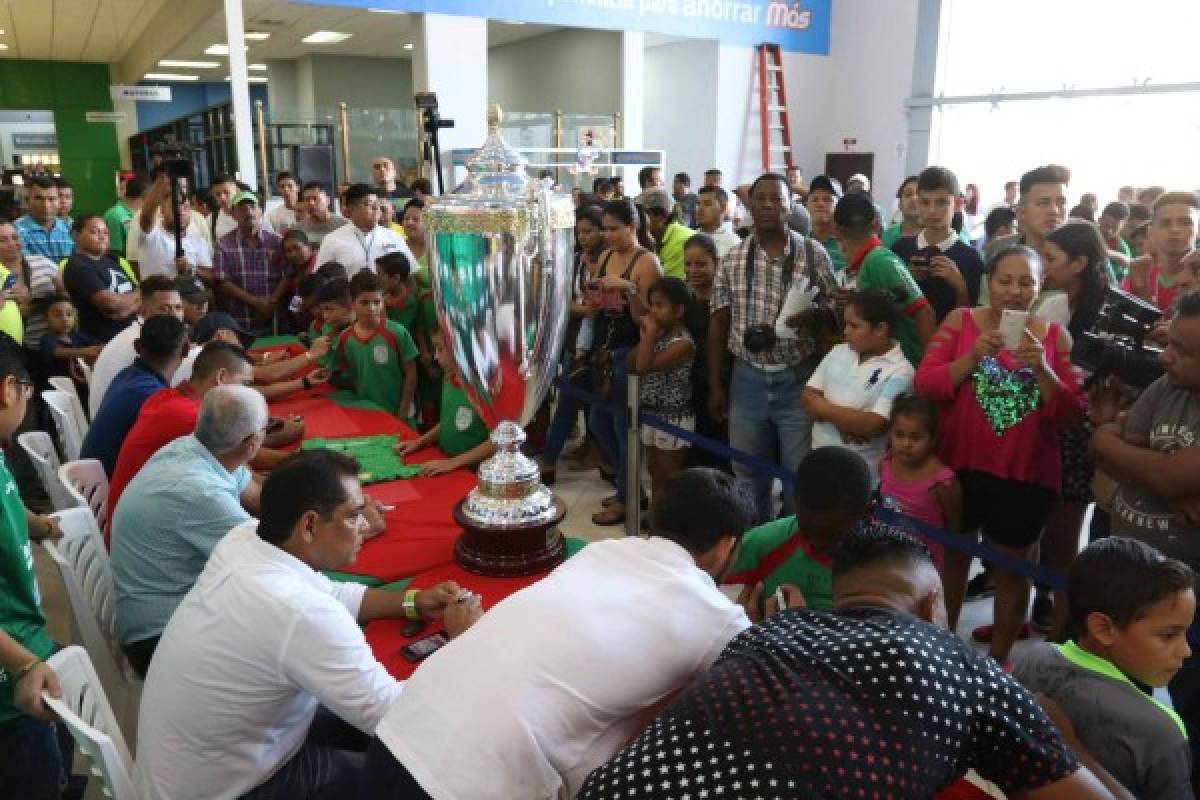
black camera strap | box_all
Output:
[742,231,811,328]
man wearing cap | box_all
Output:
[806,175,848,272]
[177,276,208,326]
[88,274,188,413]
[639,187,694,279]
[214,191,286,335]
[135,173,214,281]
[315,183,414,278]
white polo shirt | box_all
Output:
[315,222,413,276]
[807,341,914,484]
[136,522,402,800]
[135,224,213,279]
[374,536,750,800]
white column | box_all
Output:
[618,31,645,187]
[224,0,259,190]
[413,13,487,190]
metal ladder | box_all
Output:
[756,43,795,174]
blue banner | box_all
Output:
[295,0,832,54]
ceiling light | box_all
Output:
[204,43,249,55]
[0,45,8,51]
[367,7,408,13]
[159,59,220,69]
[244,31,271,41]
[302,31,353,44]
[403,43,413,50]
[144,73,200,82]
[0,29,6,35]
[248,64,267,71]
[226,75,269,84]
[501,20,527,25]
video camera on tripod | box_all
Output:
[1074,285,1165,389]
[415,92,454,196]
[149,142,201,259]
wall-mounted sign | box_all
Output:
[85,111,129,123]
[12,133,57,149]
[303,0,832,54]
[110,85,172,102]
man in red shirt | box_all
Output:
[106,342,255,543]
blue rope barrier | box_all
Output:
[550,376,1068,590]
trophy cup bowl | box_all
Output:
[425,105,575,577]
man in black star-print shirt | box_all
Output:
[578,527,1116,800]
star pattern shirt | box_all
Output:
[578,607,1078,799]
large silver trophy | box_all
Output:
[425,105,575,576]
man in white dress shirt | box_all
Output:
[135,449,482,800]
[364,468,761,800]
[316,183,413,276]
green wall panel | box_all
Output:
[0,60,119,214]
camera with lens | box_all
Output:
[743,324,778,354]
[149,141,198,183]
[1074,286,1165,389]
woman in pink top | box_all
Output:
[915,244,1083,665]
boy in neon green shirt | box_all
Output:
[336,271,418,418]
[725,446,873,614]
[394,330,496,476]
[0,334,75,795]
[1014,537,1195,798]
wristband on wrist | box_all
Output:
[402,588,421,620]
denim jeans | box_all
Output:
[728,357,817,524]
[542,353,591,467]
[240,709,368,800]
[588,346,631,503]
[0,713,68,800]
[362,736,434,799]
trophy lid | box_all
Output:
[463,104,528,198]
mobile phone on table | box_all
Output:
[401,631,448,663]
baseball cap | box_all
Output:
[636,187,674,212]
[808,175,843,199]
[848,173,871,192]
[191,312,253,348]
[231,190,259,207]
[175,276,207,302]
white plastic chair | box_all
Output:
[17,430,74,511]
[59,459,111,534]
[42,646,137,800]
[42,508,141,745]
[44,389,85,462]
[49,374,91,430]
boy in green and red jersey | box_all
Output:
[394,330,496,476]
[377,251,441,427]
[337,270,418,419]
[724,446,874,615]
[0,333,76,796]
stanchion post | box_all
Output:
[625,372,642,537]
[338,102,351,183]
[254,99,269,199]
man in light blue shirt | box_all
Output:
[15,176,73,261]
[111,383,267,677]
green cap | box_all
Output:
[231,190,259,206]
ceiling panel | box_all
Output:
[0,0,167,63]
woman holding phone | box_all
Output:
[915,244,1083,667]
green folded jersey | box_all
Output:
[301,434,424,482]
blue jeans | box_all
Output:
[728,357,817,524]
[240,709,367,800]
[588,346,631,503]
[0,713,68,799]
[542,353,591,466]
[363,736,433,799]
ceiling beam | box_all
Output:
[113,0,223,84]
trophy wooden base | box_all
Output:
[452,497,568,577]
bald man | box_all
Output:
[580,526,1119,800]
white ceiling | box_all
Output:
[0,1,559,74]
[0,0,169,62]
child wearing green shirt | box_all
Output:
[0,334,74,796]
[336,271,418,418]
[394,330,497,476]
[725,446,873,615]
[377,251,440,428]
